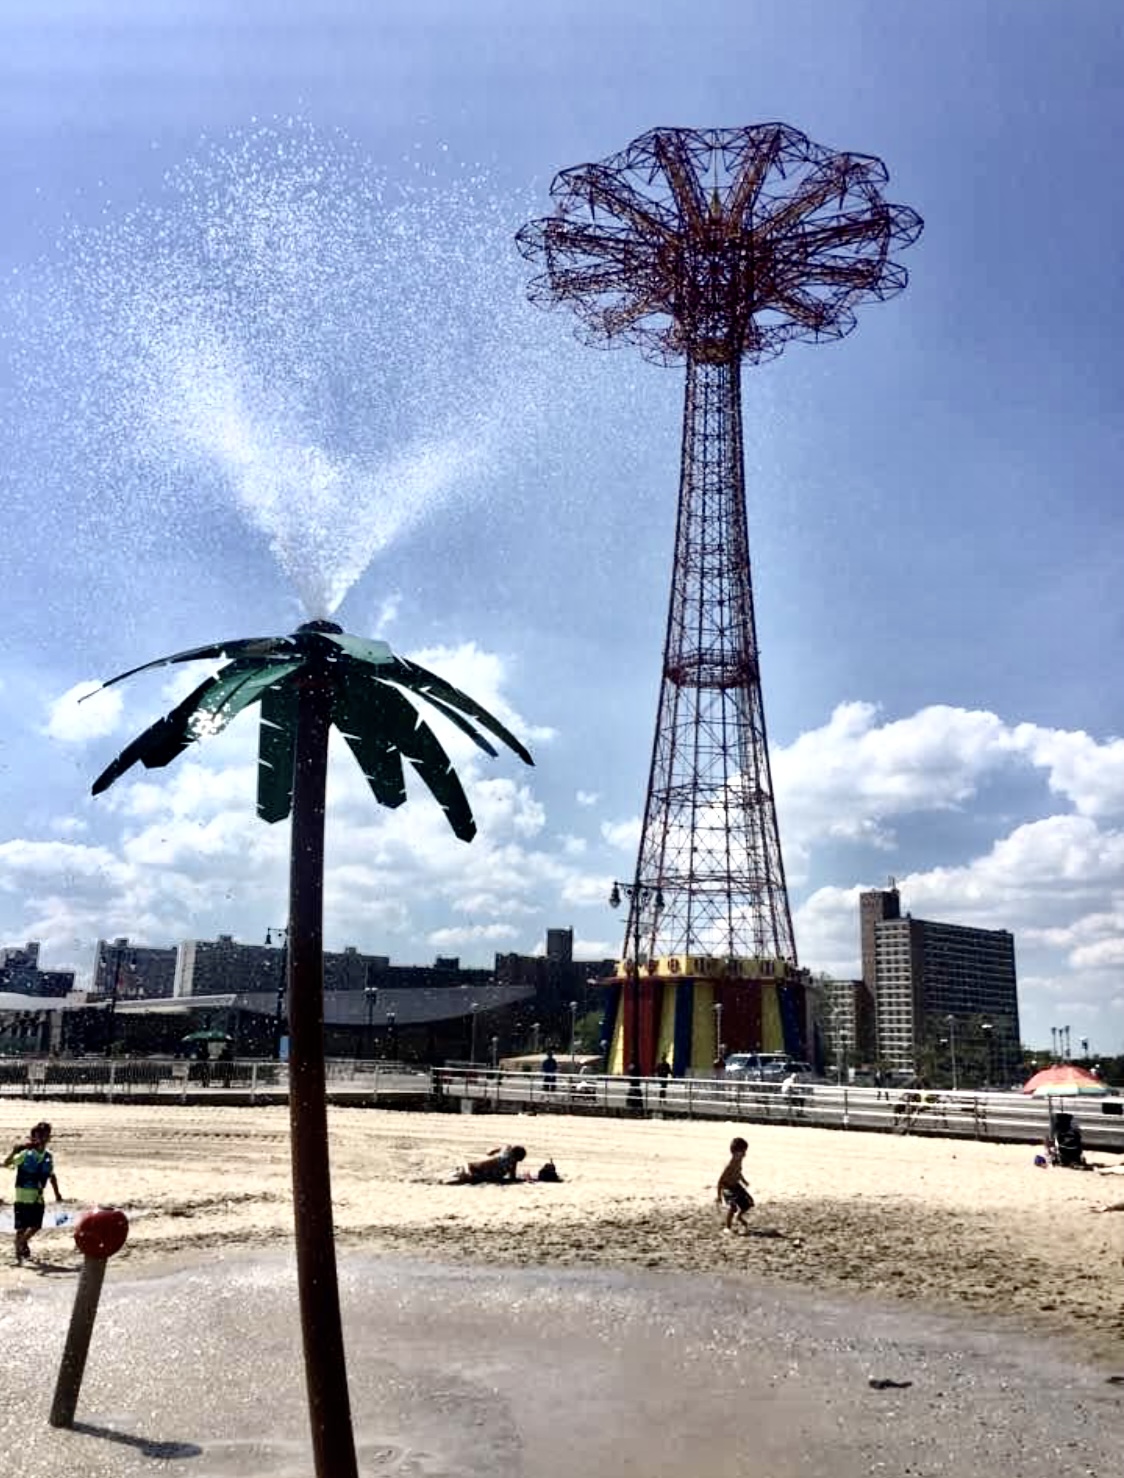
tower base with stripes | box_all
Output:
[602,956,811,1077]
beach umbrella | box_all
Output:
[1021,1064,1108,1097]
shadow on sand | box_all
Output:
[70,1421,202,1460]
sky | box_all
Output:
[1,1,1123,1054]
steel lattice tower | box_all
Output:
[519,125,921,980]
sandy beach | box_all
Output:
[2,1100,1123,1357]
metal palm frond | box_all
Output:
[89,620,533,842]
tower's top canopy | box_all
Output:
[517,123,923,366]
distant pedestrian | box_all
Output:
[541,1051,558,1092]
[716,1135,754,1234]
[656,1055,671,1100]
[626,1062,643,1113]
[4,1121,62,1265]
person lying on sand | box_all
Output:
[449,1145,527,1185]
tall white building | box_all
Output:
[860,888,1020,1083]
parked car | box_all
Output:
[723,1052,790,1082]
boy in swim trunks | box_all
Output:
[716,1135,754,1233]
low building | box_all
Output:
[0,941,75,999]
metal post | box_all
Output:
[569,1000,578,1064]
[287,671,358,1478]
[103,943,127,1058]
[610,880,664,1077]
[946,1014,958,1092]
[267,928,288,1060]
[469,1003,478,1063]
[49,1258,107,1427]
[980,1021,993,1088]
[364,981,378,1061]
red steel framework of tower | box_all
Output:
[519,125,922,1075]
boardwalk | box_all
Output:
[3,1057,1123,1154]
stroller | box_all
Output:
[1046,1112,1086,1168]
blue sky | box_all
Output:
[1,1,1122,1054]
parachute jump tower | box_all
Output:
[518,125,921,1075]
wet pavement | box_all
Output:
[2,1251,1122,1476]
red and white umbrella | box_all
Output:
[1021,1064,1108,1097]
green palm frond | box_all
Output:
[90,622,533,842]
[95,635,300,690]
[335,674,475,839]
[257,679,301,823]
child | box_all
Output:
[716,1135,754,1233]
[4,1121,62,1264]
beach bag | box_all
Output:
[537,1160,562,1182]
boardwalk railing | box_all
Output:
[0,1057,427,1105]
[435,1067,1124,1153]
[4,1057,1122,1154]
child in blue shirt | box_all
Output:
[4,1121,62,1264]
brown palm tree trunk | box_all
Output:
[287,669,358,1478]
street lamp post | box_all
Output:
[386,1009,397,1062]
[469,1003,479,1064]
[569,1000,578,1064]
[266,928,289,1060]
[364,980,378,1061]
[1081,1036,1089,1061]
[531,1021,540,1056]
[980,1021,993,1089]
[946,1013,958,1092]
[609,878,665,1075]
[103,943,134,1058]
[490,1034,499,1070]
[713,1001,724,1064]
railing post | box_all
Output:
[107,1060,115,1104]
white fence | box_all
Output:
[436,1067,1124,1153]
[0,1057,427,1105]
[4,1057,1122,1155]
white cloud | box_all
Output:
[427,922,519,947]
[1011,724,1124,817]
[409,642,555,747]
[560,872,616,908]
[44,681,123,743]
[600,816,640,851]
[49,816,88,836]
[573,937,616,961]
[576,790,600,808]
[773,703,1124,861]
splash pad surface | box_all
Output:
[1,1253,1121,1477]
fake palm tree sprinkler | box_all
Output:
[91,618,533,1478]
